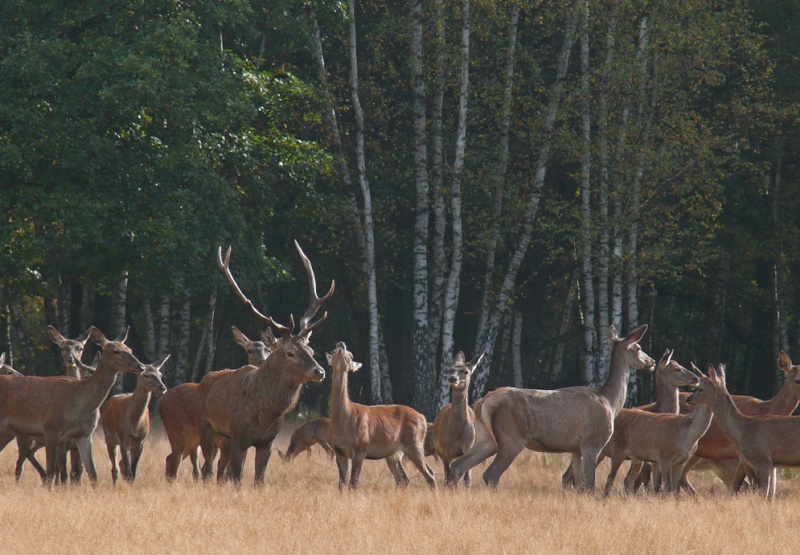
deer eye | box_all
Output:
[286,351,295,359]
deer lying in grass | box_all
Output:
[0,327,146,485]
[449,325,655,491]
[199,242,333,485]
[159,327,274,481]
[676,351,800,493]
[687,363,800,499]
[278,417,334,462]
[327,342,436,490]
[561,349,699,491]
[102,355,168,484]
[431,351,484,487]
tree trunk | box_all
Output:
[437,0,471,411]
[596,5,618,378]
[191,289,216,383]
[475,0,520,354]
[110,271,128,394]
[511,309,523,388]
[551,269,580,384]
[378,323,393,402]
[3,299,12,368]
[10,299,33,374]
[57,275,71,334]
[409,0,433,416]
[579,0,596,385]
[772,134,788,393]
[472,0,579,400]
[157,294,171,363]
[172,287,191,386]
[136,300,157,363]
[79,282,95,333]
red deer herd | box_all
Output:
[1,241,799,499]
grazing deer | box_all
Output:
[277,417,334,462]
[102,355,169,484]
[431,351,484,487]
[601,401,713,495]
[0,327,146,485]
[449,325,655,491]
[561,349,699,491]
[327,342,436,490]
[677,351,800,493]
[198,241,333,485]
[159,327,275,482]
[686,363,800,499]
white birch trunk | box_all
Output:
[157,294,171,362]
[409,0,433,416]
[136,300,157,362]
[511,309,523,388]
[473,1,579,400]
[579,0,596,385]
[172,287,191,385]
[475,0,520,354]
[110,271,128,394]
[437,0,471,411]
[551,269,580,384]
[772,135,789,392]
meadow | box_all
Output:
[1,419,797,555]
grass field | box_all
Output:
[1,419,798,554]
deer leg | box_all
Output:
[623,459,643,494]
[107,442,120,485]
[56,441,70,486]
[73,436,97,486]
[320,440,335,461]
[604,456,624,497]
[130,443,144,482]
[385,456,409,487]
[405,446,436,489]
[482,432,525,489]
[562,463,575,489]
[14,436,32,481]
[349,451,366,489]
[450,434,497,485]
[633,463,652,492]
[579,446,602,493]
[189,448,201,480]
[43,431,59,487]
[69,444,83,484]
[679,455,699,495]
[253,444,273,487]
[217,439,232,484]
[199,425,217,482]
[227,442,246,485]
[335,452,350,491]
[732,461,748,493]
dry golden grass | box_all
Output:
[1,420,799,555]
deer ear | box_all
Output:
[352,362,363,372]
[778,351,792,374]
[261,329,277,349]
[152,354,171,371]
[468,351,485,370]
[717,363,727,385]
[625,324,648,344]
[326,352,333,365]
[607,325,619,345]
[454,351,465,365]
[113,327,130,344]
[47,325,66,346]
[659,349,673,367]
[231,326,248,346]
[689,362,703,378]
[0,352,5,366]
[90,327,109,348]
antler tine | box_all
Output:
[217,246,290,334]
[294,240,335,336]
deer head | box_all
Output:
[232,326,275,366]
[655,348,698,389]
[0,353,23,377]
[445,351,485,391]
[139,354,170,395]
[90,327,146,375]
[47,325,92,377]
[686,364,728,406]
[217,241,333,384]
[607,324,655,372]
[777,351,800,389]
[326,342,361,375]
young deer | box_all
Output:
[327,342,436,490]
[198,242,333,485]
[102,355,169,484]
[686,363,800,499]
[678,350,800,493]
[561,349,699,491]
[159,326,274,482]
[449,325,655,491]
[0,327,146,485]
[277,417,334,462]
[431,351,484,487]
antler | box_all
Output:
[217,246,291,335]
[294,240,335,337]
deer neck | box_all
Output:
[689,404,714,436]
[128,382,152,424]
[763,378,800,415]
[652,374,680,413]
[253,358,304,417]
[598,345,632,413]
[449,385,471,427]
[79,353,123,411]
[65,365,81,380]
[330,369,351,420]
[708,390,748,445]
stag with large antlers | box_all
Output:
[197,241,334,485]
[449,325,655,491]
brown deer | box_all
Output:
[677,351,800,493]
[431,351,484,487]
[197,241,333,485]
[561,349,699,491]
[686,363,800,499]
[102,355,169,484]
[327,342,436,490]
[159,326,275,481]
[0,353,22,377]
[0,327,146,485]
[449,325,655,491]
[277,417,334,462]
